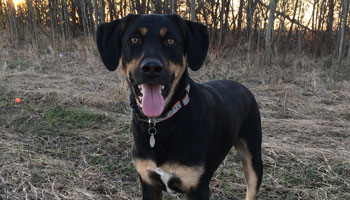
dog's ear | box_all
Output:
[96,16,131,71]
[184,20,209,71]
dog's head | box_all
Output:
[96,14,209,117]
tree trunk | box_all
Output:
[107,0,115,20]
[338,0,349,61]
[246,0,257,52]
[26,0,39,47]
[134,0,141,13]
[129,0,134,14]
[62,0,70,39]
[287,0,298,40]
[150,0,154,13]
[119,0,124,17]
[223,0,230,33]
[164,0,169,14]
[71,1,77,36]
[237,0,244,33]
[81,0,89,36]
[123,0,127,16]
[93,0,99,29]
[265,0,277,65]
[100,0,105,23]
[326,0,334,38]
[0,0,4,29]
[48,0,57,46]
[86,0,95,34]
[141,0,147,14]
[153,0,162,14]
[57,0,66,46]
[171,0,177,13]
[190,0,196,21]
[217,0,225,47]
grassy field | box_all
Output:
[0,38,349,199]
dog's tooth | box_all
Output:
[161,85,165,90]
[138,85,142,90]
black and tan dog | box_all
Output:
[96,14,263,200]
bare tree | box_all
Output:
[164,0,169,13]
[265,0,277,66]
[171,0,177,13]
[338,0,349,61]
[93,0,99,30]
[7,1,17,44]
[80,0,89,36]
[0,0,4,29]
[26,0,39,47]
[190,0,196,21]
[236,0,243,33]
[287,0,299,40]
[100,0,105,23]
[0,0,344,60]
[107,0,115,20]
[326,0,335,38]
[246,0,257,48]
[62,0,70,39]
[153,0,162,13]
[48,0,57,46]
[217,0,225,47]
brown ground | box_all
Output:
[0,39,349,199]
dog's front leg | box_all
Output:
[140,179,162,200]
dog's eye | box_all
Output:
[130,37,141,45]
[167,38,176,46]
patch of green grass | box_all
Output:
[18,105,110,135]
[7,58,31,70]
[45,106,108,130]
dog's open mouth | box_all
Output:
[133,82,172,117]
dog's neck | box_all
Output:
[164,68,189,111]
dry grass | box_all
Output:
[0,37,349,199]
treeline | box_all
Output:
[0,0,349,62]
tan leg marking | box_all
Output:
[160,27,168,37]
[133,159,157,185]
[235,139,258,200]
[164,56,186,107]
[133,158,204,192]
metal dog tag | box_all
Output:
[148,119,157,148]
[149,134,155,148]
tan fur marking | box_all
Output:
[164,56,186,107]
[133,159,157,185]
[161,163,204,192]
[235,139,258,200]
[139,27,148,36]
[120,53,144,78]
[133,158,204,192]
[160,27,168,37]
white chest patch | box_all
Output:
[155,168,175,193]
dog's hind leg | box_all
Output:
[234,107,263,200]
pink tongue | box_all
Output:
[141,84,164,117]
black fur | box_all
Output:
[96,14,263,200]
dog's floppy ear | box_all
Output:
[96,16,130,71]
[184,20,209,71]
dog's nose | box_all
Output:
[140,59,163,77]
